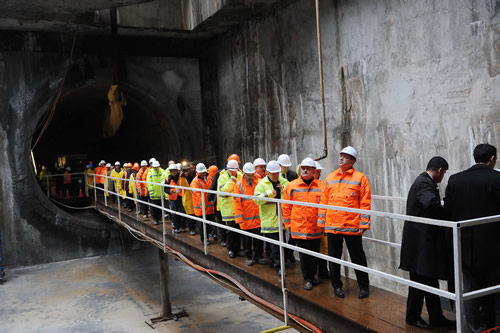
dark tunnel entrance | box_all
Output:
[29,54,206,234]
[32,55,205,181]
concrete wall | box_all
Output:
[206,0,500,292]
[0,32,205,267]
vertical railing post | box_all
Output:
[84,172,89,197]
[453,224,466,332]
[104,175,108,207]
[277,201,288,326]
[135,178,140,220]
[161,183,166,253]
[117,181,121,221]
[201,189,208,255]
[93,174,97,208]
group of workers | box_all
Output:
[85,147,373,301]
[82,143,500,332]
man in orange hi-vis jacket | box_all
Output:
[283,157,324,291]
[318,146,371,300]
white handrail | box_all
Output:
[74,173,500,331]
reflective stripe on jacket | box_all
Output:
[253,175,289,233]
[180,176,194,215]
[218,170,243,221]
[283,177,324,239]
[95,166,104,184]
[167,177,182,201]
[191,176,215,216]
[146,167,164,200]
[318,168,371,235]
[233,176,260,230]
[136,167,149,196]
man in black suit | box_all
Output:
[400,156,455,329]
[444,143,500,332]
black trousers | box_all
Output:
[406,271,444,322]
[169,198,185,230]
[187,214,196,231]
[463,265,500,332]
[327,233,369,290]
[226,220,241,253]
[215,210,226,242]
[150,199,162,222]
[140,195,149,215]
[196,214,215,242]
[265,232,281,270]
[242,228,264,259]
[296,238,321,282]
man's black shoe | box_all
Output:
[228,250,236,258]
[358,289,370,299]
[406,317,432,330]
[431,317,456,328]
[334,288,345,298]
[221,241,227,247]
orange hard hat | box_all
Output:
[133,163,140,171]
[127,162,132,168]
[208,165,219,178]
[227,153,241,163]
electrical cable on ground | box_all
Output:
[96,208,322,333]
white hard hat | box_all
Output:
[196,163,207,173]
[266,160,281,173]
[140,160,148,166]
[314,161,324,170]
[106,163,111,167]
[340,146,358,160]
[227,159,239,171]
[152,161,160,167]
[66,166,71,171]
[300,157,316,168]
[243,162,255,174]
[168,160,175,165]
[176,163,182,170]
[115,161,121,166]
[99,160,105,165]
[253,158,266,166]
[277,154,292,167]
[149,158,156,164]
[169,163,179,170]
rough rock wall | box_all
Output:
[207,0,500,292]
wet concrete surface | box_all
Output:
[0,245,297,332]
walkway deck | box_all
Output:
[95,199,455,333]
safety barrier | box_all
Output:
[55,171,500,332]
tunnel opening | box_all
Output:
[29,54,206,234]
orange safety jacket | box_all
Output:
[191,175,215,216]
[63,171,71,184]
[95,166,103,184]
[136,167,149,197]
[317,168,371,235]
[233,176,261,230]
[283,177,324,239]
[99,167,108,185]
[167,177,182,201]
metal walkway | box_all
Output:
[95,198,452,333]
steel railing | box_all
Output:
[54,171,500,331]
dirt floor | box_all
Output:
[0,245,297,332]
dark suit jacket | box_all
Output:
[444,164,500,268]
[400,172,451,279]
